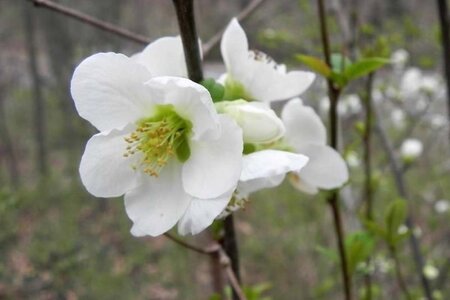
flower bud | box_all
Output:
[216,100,285,144]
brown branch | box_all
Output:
[30,0,151,45]
[219,249,247,300]
[163,233,217,255]
[163,233,245,299]
[202,0,266,56]
[316,1,352,299]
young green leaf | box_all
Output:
[331,53,352,74]
[344,57,389,82]
[384,199,408,246]
[295,54,331,78]
[345,232,375,275]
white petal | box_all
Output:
[288,172,319,195]
[216,100,285,143]
[144,76,220,141]
[221,18,248,74]
[79,124,139,198]
[237,173,285,198]
[177,188,234,235]
[240,149,309,182]
[134,36,188,77]
[125,161,192,237]
[243,64,316,102]
[71,53,155,131]
[282,98,327,149]
[182,115,243,199]
[297,144,349,189]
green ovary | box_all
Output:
[123,104,192,177]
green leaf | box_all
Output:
[201,78,225,102]
[384,199,408,246]
[345,232,375,275]
[331,53,352,74]
[295,54,331,78]
[344,57,389,82]
[363,219,387,241]
[315,245,338,262]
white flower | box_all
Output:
[71,53,243,236]
[390,49,409,69]
[237,149,309,199]
[282,98,349,194]
[215,100,285,143]
[400,68,441,97]
[220,18,315,102]
[339,94,362,116]
[216,148,309,218]
[346,151,360,168]
[423,264,439,280]
[132,36,189,77]
[400,138,423,161]
[434,199,449,214]
[390,109,406,129]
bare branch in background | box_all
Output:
[30,0,151,45]
[202,0,266,56]
[23,1,48,177]
[0,93,20,189]
[373,105,433,300]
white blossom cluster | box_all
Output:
[70,19,349,236]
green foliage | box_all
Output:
[345,232,375,275]
[201,78,225,102]
[295,55,331,78]
[243,282,272,300]
[344,57,389,82]
[296,53,388,89]
[364,199,410,249]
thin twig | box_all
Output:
[391,247,413,300]
[202,0,266,56]
[163,233,245,299]
[373,105,434,300]
[164,233,216,255]
[30,0,151,45]
[219,249,247,300]
[316,1,352,299]
[362,73,375,300]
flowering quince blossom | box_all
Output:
[400,138,423,161]
[215,100,285,143]
[71,52,244,236]
[220,18,315,102]
[282,98,349,194]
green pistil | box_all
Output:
[223,76,254,101]
[123,104,192,177]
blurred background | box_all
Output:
[0,0,449,299]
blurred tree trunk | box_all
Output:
[22,2,48,177]
[0,93,20,189]
[40,8,77,149]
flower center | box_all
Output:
[123,105,191,177]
